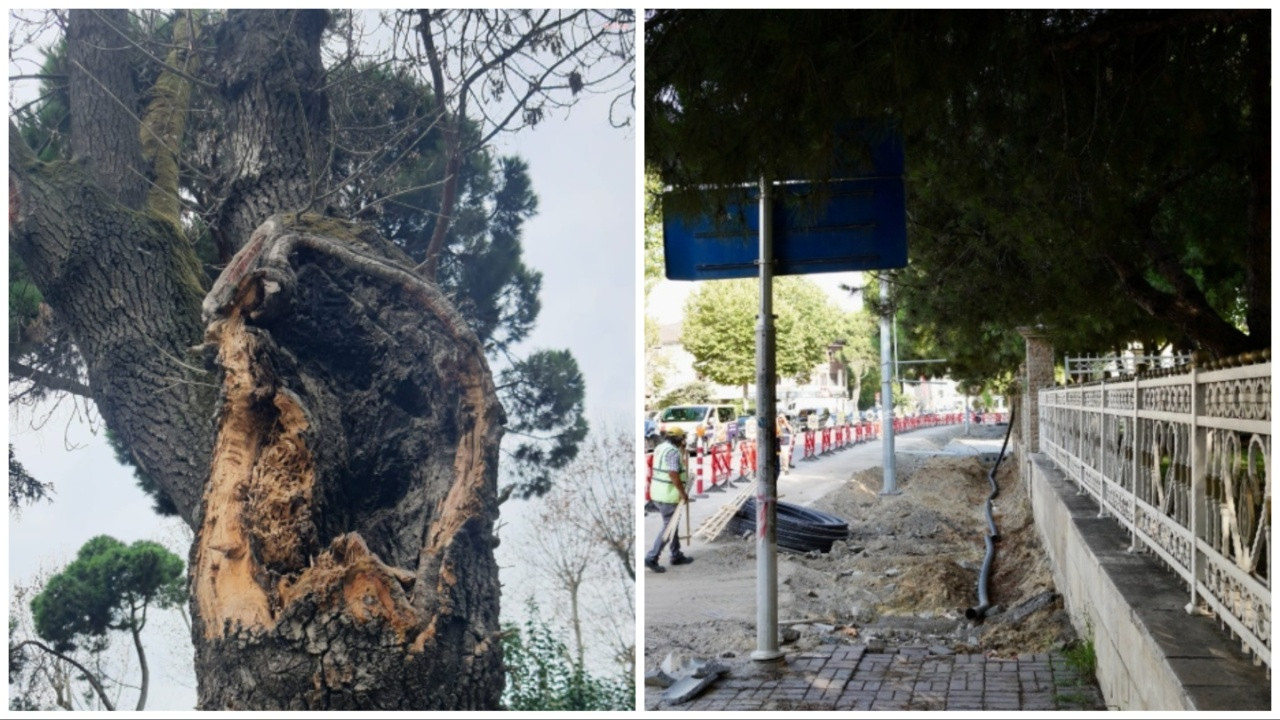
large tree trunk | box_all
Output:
[10,10,509,709]
[192,215,505,709]
[9,124,213,525]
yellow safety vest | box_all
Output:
[650,441,684,504]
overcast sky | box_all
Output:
[6,12,635,709]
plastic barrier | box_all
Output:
[680,413,986,483]
[691,444,706,496]
[707,441,733,492]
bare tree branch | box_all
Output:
[10,640,117,711]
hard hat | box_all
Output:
[665,426,686,440]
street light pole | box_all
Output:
[880,274,899,495]
[752,177,783,662]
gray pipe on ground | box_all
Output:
[965,406,1015,622]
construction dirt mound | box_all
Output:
[644,428,1080,672]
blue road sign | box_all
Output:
[663,177,907,281]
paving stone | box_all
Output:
[836,695,875,710]
[653,644,1111,711]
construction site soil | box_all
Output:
[644,426,1082,688]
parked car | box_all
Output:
[657,404,736,448]
[795,408,831,431]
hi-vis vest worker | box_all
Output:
[650,428,687,504]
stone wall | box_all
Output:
[1024,453,1271,710]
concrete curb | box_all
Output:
[1024,451,1271,711]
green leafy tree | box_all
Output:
[657,381,713,408]
[832,308,877,403]
[497,349,589,501]
[501,600,632,711]
[644,315,672,402]
[643,169,667,295]
[681,277,847,401]
[27,536,185,710]
[644,170,674,402]
[647,9,1268,382]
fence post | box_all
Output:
[1018,326,1055,455]
[1187,364,1203,614]
[1099,379,1109,518]
[1129,372,1140,552]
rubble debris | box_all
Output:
[659,652,731,706]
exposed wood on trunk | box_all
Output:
[193,313,276,635]
[192,214,505,709]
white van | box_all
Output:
[788,397,849,429]
[657,404,737,448]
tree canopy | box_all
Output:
[647,10,1268,380]
[27,535,185,710]
[31,536,184,652]
[681,277,856,396]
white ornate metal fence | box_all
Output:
[1039,359,1271,669]
[1064,352,1192,384]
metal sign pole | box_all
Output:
[880,274,899,495]
[753,177,782,662]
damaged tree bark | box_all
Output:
[192,214,505,709]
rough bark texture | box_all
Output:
[192,215,505,709]
[9,132,213,525]
[67,9,148,210]
[206,10,331,260]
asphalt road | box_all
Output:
[643,423,977,562]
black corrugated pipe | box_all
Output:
[966,405,1015,622]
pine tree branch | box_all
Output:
[9,361,94,400]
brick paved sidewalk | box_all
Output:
[647,644,1107,711]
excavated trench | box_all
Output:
[645,425,1082,675]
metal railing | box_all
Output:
[1039,359,1271,669]
[1063,352,1192,384]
